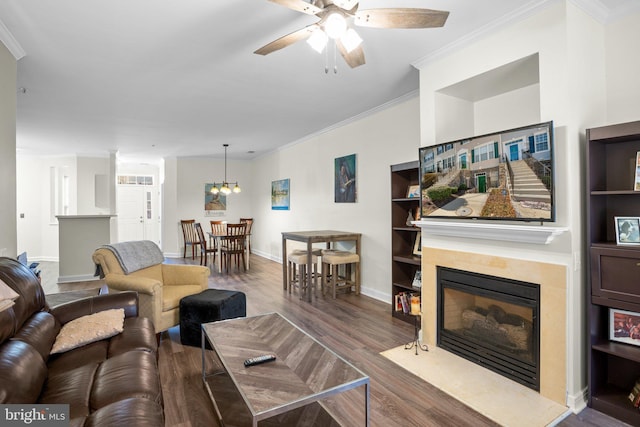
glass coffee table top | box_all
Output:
[201,312,369,426]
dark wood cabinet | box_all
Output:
[390,161,421,324]
[587,120,640,425]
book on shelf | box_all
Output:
[395,291,421,315]
[394,294,403,312]
[629,379,640,407]
[400,292,410,314]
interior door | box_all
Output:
[117,186,145,242]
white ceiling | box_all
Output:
[0,0,635,162]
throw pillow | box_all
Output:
[50,308,125,354]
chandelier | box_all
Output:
[210,144,241,195]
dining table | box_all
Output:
[281,230,362,302]
[208,230,250,273]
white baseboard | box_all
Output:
[565,387,588,414]
[58,274,101,284]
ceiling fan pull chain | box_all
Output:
[333,41,338,74]
[324,41,329,74]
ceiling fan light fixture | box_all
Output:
[307,28,328,53]
[341,28,362,53]
[324,13,347,39]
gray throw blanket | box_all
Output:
[101,240,164,275]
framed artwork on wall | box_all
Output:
[204,183,226,216]
[615,216,640,245]
[272,179,290,210]
[335,153,357,203]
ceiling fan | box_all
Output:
[254,0,449,70]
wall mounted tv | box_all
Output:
[419,121,554,222]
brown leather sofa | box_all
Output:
[0,257,164,426]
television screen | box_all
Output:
[419,121,554,221]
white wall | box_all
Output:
[250,96,421,302]
[16,154,78,260]
[0,42,16,257]
[605,12,640,123]
[77,156,110,215]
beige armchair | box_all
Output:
[92,244,209,333]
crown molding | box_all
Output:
[0,17,25,60]
[265,89,420,158]
[412,0,558,70]
[568,0,609,23]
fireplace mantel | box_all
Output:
[414,220,568,245]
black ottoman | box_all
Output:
[179,289,246,347]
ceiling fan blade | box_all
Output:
[336,40,365,68]
[355,8,449,29]
[254,25,316,55]
[268,0,323,15]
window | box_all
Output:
[118,175,154,185]
[473,143,497,163]
[534,132,549,152]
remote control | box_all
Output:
[244,354,276,367]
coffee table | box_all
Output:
[201,312,370,426]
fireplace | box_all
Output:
[437,267,540,391]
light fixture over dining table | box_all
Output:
[210,144,241,195]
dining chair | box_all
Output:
[239,218,254,254]
[210,220,226,236]
[180,219,201,259]
[195,222,216,266]
[220,223,247,273]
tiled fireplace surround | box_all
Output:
[420,246,568,405]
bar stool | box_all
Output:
[321,249,360,299]
[287,249,321,299]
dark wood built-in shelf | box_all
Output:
[587,120,640,425]
[390,161,421,324]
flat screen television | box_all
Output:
[419,121,554,222]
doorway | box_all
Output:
[117,175,159,244]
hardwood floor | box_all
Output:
[40,256,630,426]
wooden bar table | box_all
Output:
[281,230,361,302]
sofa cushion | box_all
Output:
[47,341,108,378]
[0,258,47,333]
[0,340,47,403]
[91,351,162,410]
[108,317,157,357]
[40,363,100,419]
[11,311,59,360]
[84,398,164,427]
[51,309,125,354]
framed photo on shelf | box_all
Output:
[614,217,640,245]
[412,270,422,288]
[413,231,422,256]
[406,185,420,198]
[610,308,640,346]
[635,151,640,191]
